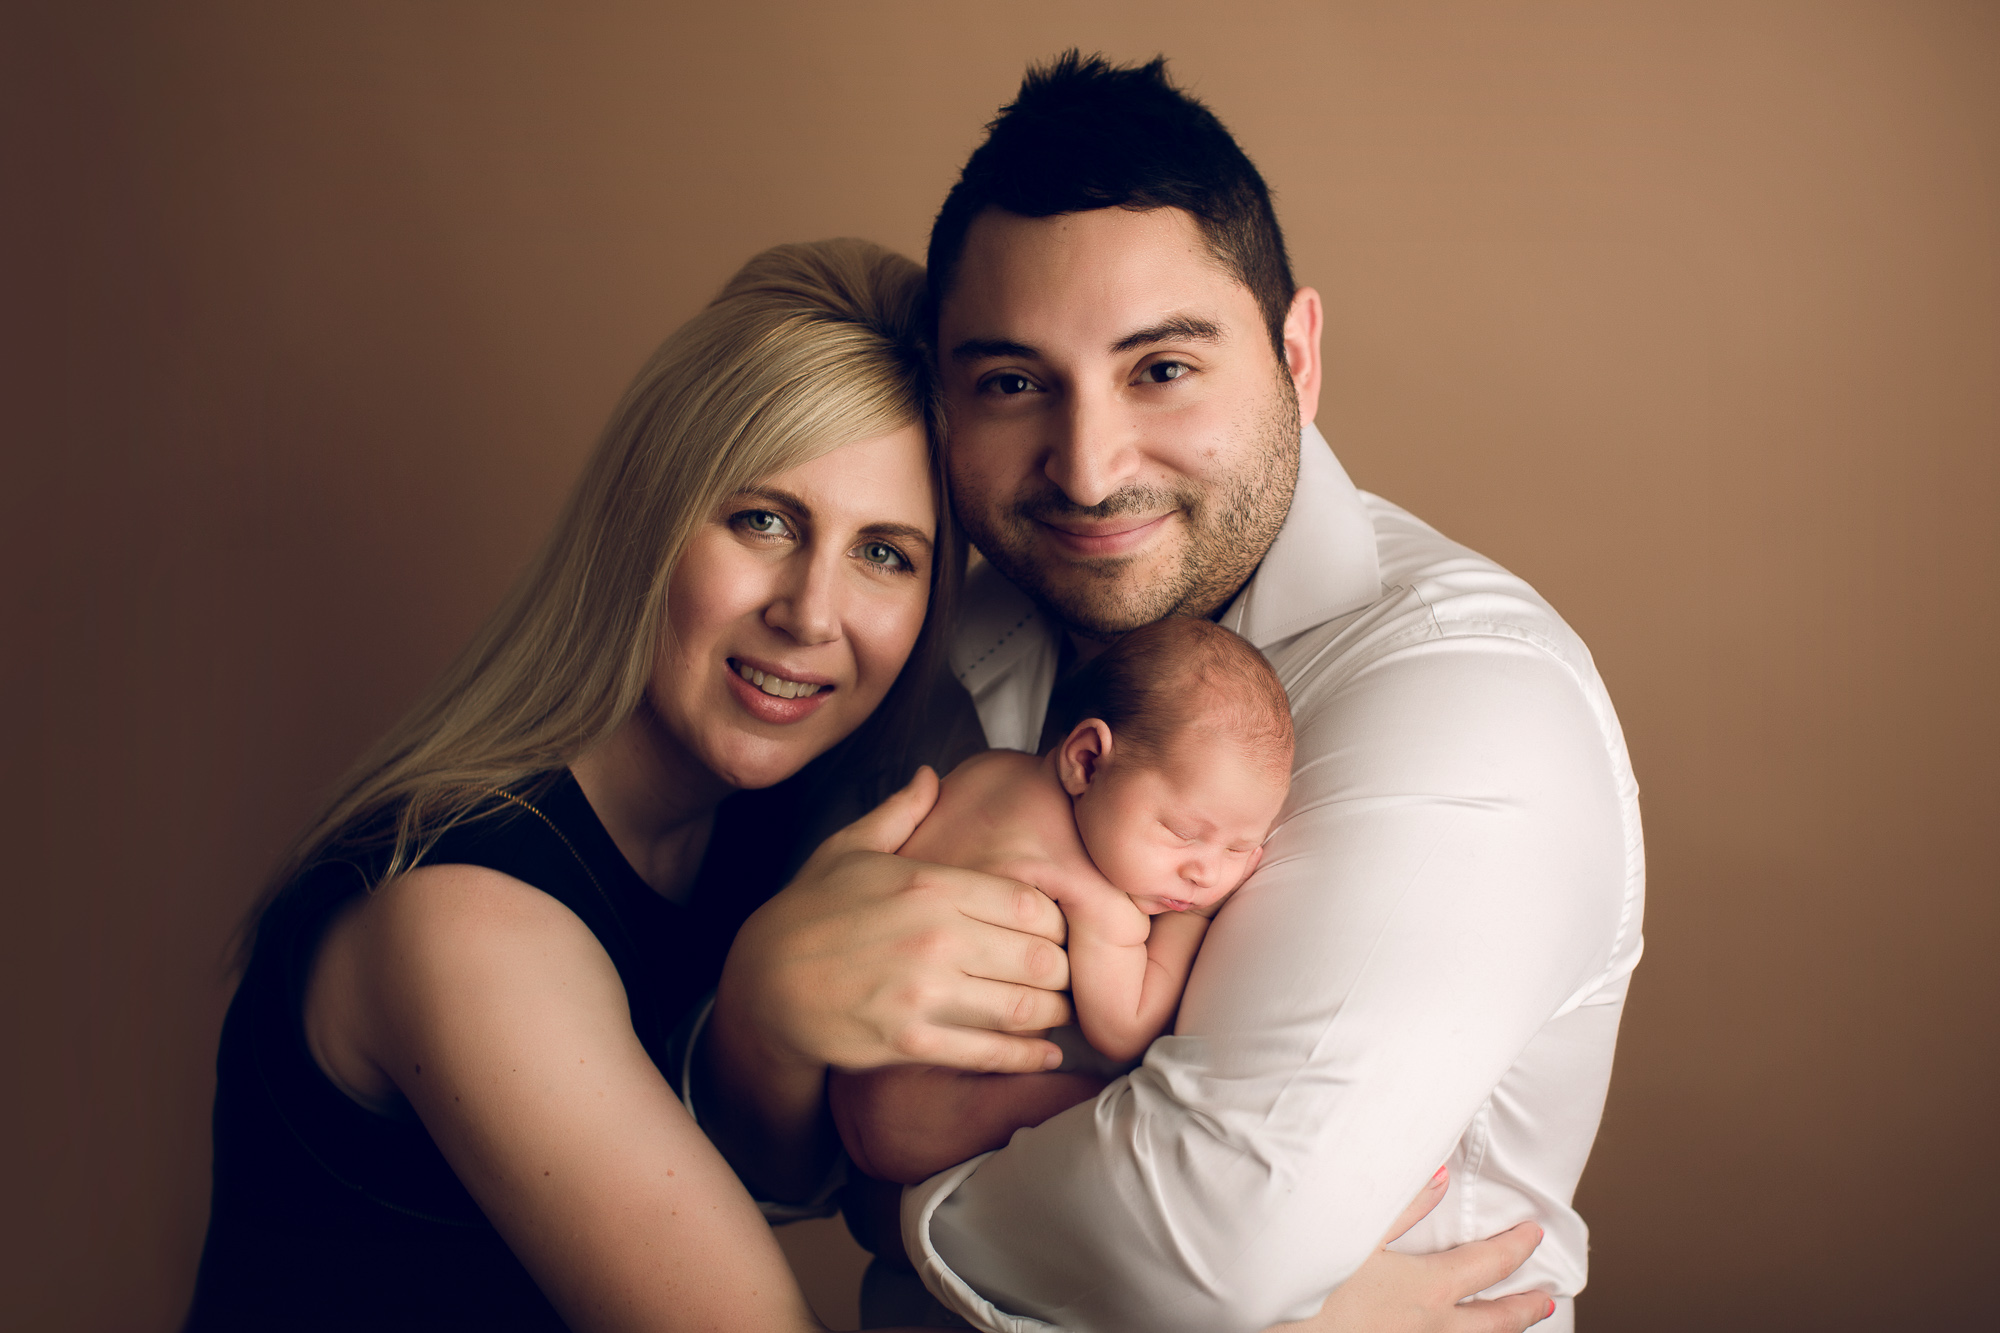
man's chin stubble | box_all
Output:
[1010,544,1193,640]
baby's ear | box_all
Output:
[1057,718,1114,797]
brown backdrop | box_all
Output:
[5,3,1995,1329]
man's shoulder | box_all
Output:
[1339,491,1603,680]
[1250,491,1623,751]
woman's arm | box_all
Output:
[312,862,866,1333]
[829,1064,1109,1185]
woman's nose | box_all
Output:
[763,552,841,646]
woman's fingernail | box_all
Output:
[1430,1164,1449,1186]
[1545,1297,1556,1319]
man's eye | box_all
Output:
[857,541,909,571]
[987,372,1036,396]
[735,510,790,537]
[1143,361,1189,384]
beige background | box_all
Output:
[4,2,1995,1329]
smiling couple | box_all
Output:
[186,53,1641,1333]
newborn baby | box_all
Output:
[831,617,1294,1187]
[906,615,1295,1063]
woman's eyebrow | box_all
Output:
[860,521,934,554]
[738,484,809,515]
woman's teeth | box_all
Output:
[734,661,826,700]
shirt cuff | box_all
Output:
[902,1154,1061,1333]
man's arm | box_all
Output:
[907,636,1639,1333]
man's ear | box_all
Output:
[1282,286,1324,428]
[1057,719,1114,797]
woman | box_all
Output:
[187,238,1544,1332]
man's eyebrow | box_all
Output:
[950,337,1040,362]
[1110,316,1226,354]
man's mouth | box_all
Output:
[730,659,830,700]
[1032,511,1174,558]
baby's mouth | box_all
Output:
[730,659,829,701]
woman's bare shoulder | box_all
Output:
[304,863,621,1114]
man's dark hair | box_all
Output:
[927,51,1297,358]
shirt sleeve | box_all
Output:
[904,630,1637,1333]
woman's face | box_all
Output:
[652,424,936,790]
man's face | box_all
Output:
[938,206,1319,635]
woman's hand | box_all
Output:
[1265,1168,1555,1333]
[702,768,1076,1195]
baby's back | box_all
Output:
[901,751,1100,902]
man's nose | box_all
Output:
[764,550,841,646]
[1042,384,1141,508]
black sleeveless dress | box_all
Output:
[185,771,804,1331]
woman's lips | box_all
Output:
[1035,511,1173,559]
[725,657,835,725]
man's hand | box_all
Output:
[1267,1168,1555,1333]
[701,768,1076,1196]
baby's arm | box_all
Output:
[1061,884,1208,1064]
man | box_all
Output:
[711,53,1641,1333]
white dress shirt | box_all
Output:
[902,426,1644,1333]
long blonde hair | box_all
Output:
[246,239,954,947]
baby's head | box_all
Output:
[1051,617,1294,914]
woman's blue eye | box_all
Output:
[1145,362,1189,383]
[858,541,908,570]
[737,510,787,535]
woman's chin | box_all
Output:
[702,727,844,792]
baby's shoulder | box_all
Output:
[929,752,1108,899]
[932,748,1053,823]
[941,746,1040,786]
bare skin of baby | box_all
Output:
[831,713,1288,1185]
